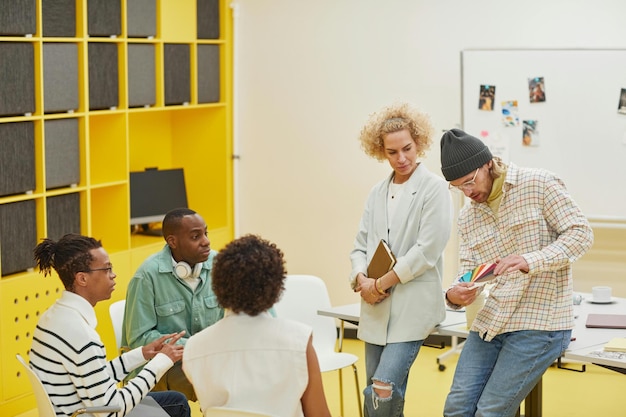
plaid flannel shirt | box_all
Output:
[450,163,593,342]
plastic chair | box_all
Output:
[109,299,127,353]
[205,406,274,416]
[273,274,362,417]
[16,354,120,417]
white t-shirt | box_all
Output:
[387,180,406,223]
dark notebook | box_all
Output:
[367,239,396,279]
[585,314,626,329]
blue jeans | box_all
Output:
[444,329,571,417]
[148,391,191,417]
[363,340,424,417]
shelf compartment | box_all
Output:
[127,43,156,107]
[88,113,127,185]
[128,107,231,232]
[43,42,79,113]
[0,199,38,276]
[0,0,36,36]
[44,117,81,189]
[89,184,129,252]
[197,0,220,40]
[46,192,82,240]
[164,43,191,106]
[127,0,156,38]
[159,0,196,42]
[87,0,121,37]
[0,42,36,117]
[0,121,36,197]
[42,0,76,37]
[197,44,220,103]
[88,42,120,110]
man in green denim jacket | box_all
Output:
[123,208,223,401]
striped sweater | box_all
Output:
[30,291,174,417]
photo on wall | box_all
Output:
[528,77,546,103]
[618,88,626,114]
[522,120,539,147]
[478,84,495,110]
[501,100,519,127]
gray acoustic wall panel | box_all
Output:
[164,44,191,105]
[0,43,35,116]
[44,43,79,113]
[197,44,220,103]
[128,43,156,107]
[45,118,80,189]
[88,0,121,36]
[197,0,220,39]
[0,122,36,197]
[42,0,76,37]
[0,0,36,36]
[46,193,81,240]
[127,0,156,38]
[88,43,119,110]
[0,200,37,276]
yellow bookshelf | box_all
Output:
[0,1,233,415]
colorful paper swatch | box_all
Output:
[459,262,497,286]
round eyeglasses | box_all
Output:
[448,167,480,191]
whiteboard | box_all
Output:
[461,49,626,220]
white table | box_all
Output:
[317,303,466,329]
[317,303,466,351]
[319,296,626,417]
[563,293,626,374]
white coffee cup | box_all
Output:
[592,286,612,303]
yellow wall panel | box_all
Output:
[0,273,63,402]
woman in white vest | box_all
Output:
[183,234,331,417]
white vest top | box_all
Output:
[183,311,312,417]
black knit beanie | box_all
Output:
[440,129,493,181]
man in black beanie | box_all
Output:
[439,129,594,417]
[440,128,493,187]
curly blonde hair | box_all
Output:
[359,103,434,161]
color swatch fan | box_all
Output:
[459,262,497,287]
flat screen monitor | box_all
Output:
[130,168,188,227]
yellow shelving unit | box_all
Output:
[0,1,233,415]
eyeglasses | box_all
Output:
[83,266,114,274]
[449,167,480,191]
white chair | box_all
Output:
[16,354,120,417]
[109,299,127,353]
[273,274,363,417]
[205,406,274,417]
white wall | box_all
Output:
[232,0,626,306]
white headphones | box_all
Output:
[174,261,202,279]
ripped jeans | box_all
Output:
[363,340,424,417]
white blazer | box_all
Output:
[350,164,452,345]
